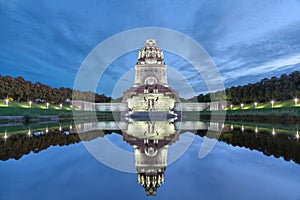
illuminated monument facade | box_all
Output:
[122,39,179,115]
[73,39,215,112]
[134,39,167,87]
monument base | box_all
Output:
[126,111,178,121]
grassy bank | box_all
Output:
[0,107,71,116]
[0,100,72,116]
[227,99,299,110]
[0,100,73,110]
[1,100,299,122]
[200,107,300,121]
[0,101,120,123]
[226,107,300,119]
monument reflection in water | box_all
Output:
[73,39,212,195]
[75,117,223,196]
[122,119,178,196]
[115,39,200,195]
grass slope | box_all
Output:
[227,99,299,110]
[0,100,72,116]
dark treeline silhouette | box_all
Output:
[196,71,300,104]
[218,128,300,165]
[197,128,300,165]
[1,127,299,165]
[0,128,116,161]
[0,75,111,103]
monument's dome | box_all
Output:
[137,39,164,64]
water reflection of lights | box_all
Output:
[272,128,276,136]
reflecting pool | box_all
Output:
[0,120,300,200]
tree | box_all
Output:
[0,75,112,103]
[194,71,300,104]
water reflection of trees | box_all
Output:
[212,128,300,164]
[0,129,116,161]
[1,127,300,165]
[0,129,79,161]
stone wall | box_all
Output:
[174,102,208,111]
[207,101,228,111]
[72,101,128,112]
[72,100,229,112]
[72,100,95,111]
[95,103,128,112]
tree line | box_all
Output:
[2,70,299,105]
[195,127,300,165]
[196,71,300,104]
[0,75,111,103]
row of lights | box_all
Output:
[4,124,298,140]
[4,99,73,109]
[3,124,75,140]
[230,98,299,109]
[229,125,299,139]
[27,125,66,136]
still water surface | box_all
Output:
[0,121,300,200]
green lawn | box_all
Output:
[199,100,300,120]
[0,100,72,116]
[226,99,299,110]
[0,100,118,118]
[0,107,73,116]
[1,99,299,118]
[0,100,72,110]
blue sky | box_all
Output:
[0,0,300,97]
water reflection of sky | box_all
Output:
[1,133,299,200]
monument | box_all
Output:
[122,39,180,117]
[73,39,214,112]
[71,39,226,197]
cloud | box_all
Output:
[212,20,300,87]
[0,0,300,96]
